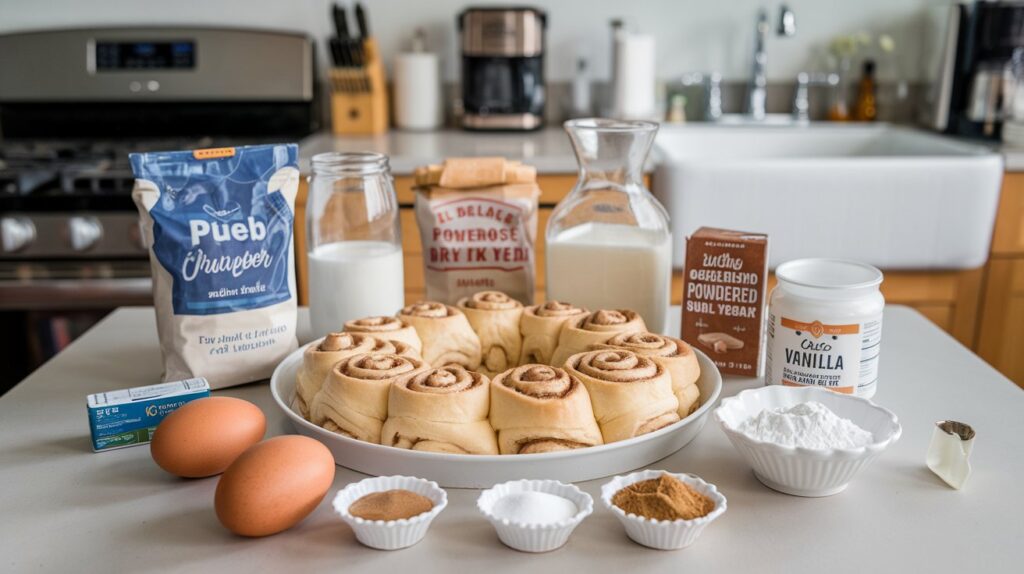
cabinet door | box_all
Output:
[991,173,1024,255]
[977,258,1024,387]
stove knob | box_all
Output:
[1,217,36,253]
[68,216,104,252]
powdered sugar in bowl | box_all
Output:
[715,385,901,497]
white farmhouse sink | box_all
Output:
[653,124,1004,269]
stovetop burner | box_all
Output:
[0,137,220,197]
[0,136,267,212]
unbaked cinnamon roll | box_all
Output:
[457,291,524,377]
[591,332,701,416]
[518,300,589,365]
[367,337,421,360]
[565,350,680,443]
[380,366,498,454]
[293,332,377,418]
[310,352,429,443]
[549,309,647,368]
[489,364,603,454]
[398,301,482,368]
[344,316,423,353]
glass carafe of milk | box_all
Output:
[307,152,404,338]
[546,119,672,333]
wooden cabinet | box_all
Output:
[978,173,1024,387]
[990,172,1024,255]
[977,259,1024,385]
[295,169,986,360]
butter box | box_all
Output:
[86,378,210,452]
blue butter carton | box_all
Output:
[86,378,210,452]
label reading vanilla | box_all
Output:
[766,312,882,395]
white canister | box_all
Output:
[765,259,884,398]
[393,51,442,130]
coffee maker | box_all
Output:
[458,7,546,131]
[922,1,1024,138]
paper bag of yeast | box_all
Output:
[681,227,768,377]
[413,157,540,304]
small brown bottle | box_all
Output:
[854,60,877,122]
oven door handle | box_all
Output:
[0,277,153,310]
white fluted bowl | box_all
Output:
[714,386,902,497]
[332,475,447,550]
[477,479,593,553]
[600,470,727,550]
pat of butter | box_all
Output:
[86,378,210,452]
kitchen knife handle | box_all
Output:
[355,2,369,39]
[333,2,350,39]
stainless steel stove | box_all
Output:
[0,26,317,385]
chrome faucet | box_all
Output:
[747,5,795,120]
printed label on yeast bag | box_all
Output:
[766,313,882,395]
[417,194,537,304]
[131,145,297,315]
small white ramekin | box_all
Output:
[332,475,448,550]
[600,470,727,550]
[477,479,594,552]
[714,385,902,497]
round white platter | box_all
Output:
[270,346,723,488]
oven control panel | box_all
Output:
[0,213,146,259]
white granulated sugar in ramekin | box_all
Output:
[738,401,873,449]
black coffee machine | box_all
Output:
[923,1,1024,138]
[458,7,546,131]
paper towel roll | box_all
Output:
[612,33,656,120]
[393,52,442,130]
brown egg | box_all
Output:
[214,435,335,537]
[150,396,266,478]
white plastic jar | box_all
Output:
[765,259,884,398]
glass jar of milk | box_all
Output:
[546,119,672,334]
[307,152,404,338]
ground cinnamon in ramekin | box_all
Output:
[612,474,715,521]
[348,489,434,521]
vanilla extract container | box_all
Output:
[765,259,884,398]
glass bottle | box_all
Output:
[307,152,404,338]
[546,118,672,333]
[853,59,878,122]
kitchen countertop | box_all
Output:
[299,128,584,175]
[1,306,1022,573]
[298,126,1024,175]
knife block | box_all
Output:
[330,38,389,135]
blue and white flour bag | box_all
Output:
[130,144,300,389]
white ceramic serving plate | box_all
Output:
[270,347,723,488]
[714,385,902,497]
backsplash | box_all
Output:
[0,0,938,83]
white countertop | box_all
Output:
[297,126,1020,176]
[299,128,583,175]
[1,306,1022,573]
